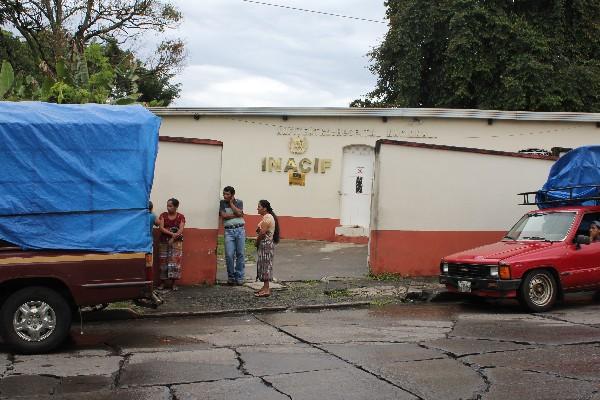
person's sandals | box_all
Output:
[254,291,270,297]
[172,285,179,291]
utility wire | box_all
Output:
[240,0,387,24]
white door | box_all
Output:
[340,145,375,230]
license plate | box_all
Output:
[458,280,471,293]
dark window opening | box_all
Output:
[355,177,363,194]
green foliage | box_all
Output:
[356,0,600,112]
[368,272,404,282]
[0,0,183,106]
[0,35,175,105]
[216,235,257,262]
[325,289,351,298]
[137,68,181,106]
[369,298,395,307]
[55,59,68,83]
[0,60,14,99]
[0,30,36,78]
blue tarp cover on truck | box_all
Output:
[536,146,600,209]
[0,102,160,252]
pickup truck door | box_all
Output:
[562,241,600,289]
[562,213,600,289]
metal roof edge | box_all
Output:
[147,107,600,122]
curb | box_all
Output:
[83,301,374,322]
[292,301,371,311]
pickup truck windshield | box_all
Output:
[504,212,576,242]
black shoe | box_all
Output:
[235,281,244,286]
[226,280,235,286]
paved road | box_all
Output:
[1,295,600,399]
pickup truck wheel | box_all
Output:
[0,287,72,354]
[518,270,557,312]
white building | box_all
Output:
[150,107,600,281]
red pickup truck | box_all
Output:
[0,239,155,353]
[440,205,600,312]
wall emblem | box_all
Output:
[289,136,308,155]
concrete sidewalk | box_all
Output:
[216,239,369,282]
[99,276,446,320]
[93,239,447,320]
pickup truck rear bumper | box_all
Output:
[439,275,521,297]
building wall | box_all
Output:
[151,138,222,284]
[155,112,599,244]
[369,141,556,276]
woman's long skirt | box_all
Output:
[159,240,183,280]
[256,237,274,282]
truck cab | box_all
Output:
[0,102,162,353]
[0,239,155,353]
[440,204,600,312]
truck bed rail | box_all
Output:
[519,184,600,206]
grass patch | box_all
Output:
[217,235,256,262]
[370,298,395,307]
[326,288,351,298]
[303,280,321,286]
[106,301,133,309]
[368,272,404,282]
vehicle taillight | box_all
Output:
[499,264,511,280]
[145,253,154,282]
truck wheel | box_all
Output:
[0,287,72,354]
[518,270,557,312]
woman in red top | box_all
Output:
[158,198,185,290]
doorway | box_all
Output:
[338,145,375,236]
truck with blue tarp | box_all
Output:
[440,146,600,312]
[0,102,161,353]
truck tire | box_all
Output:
[518,270,557,312]
[0,287,72,354]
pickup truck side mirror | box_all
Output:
[575,235,591,249]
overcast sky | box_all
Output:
[166,0,388,107]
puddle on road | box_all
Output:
[369,303,463,320]
[67,331,205,351]
[110,334,205,348]
[69,332,114,347]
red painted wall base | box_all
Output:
[369,230,505,276]
[334,235,370,244]
[240,215,341,241]
[152,228,217,286]
[236,215,368,243]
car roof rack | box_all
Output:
[519,184,600,206]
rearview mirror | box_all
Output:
[576,235,591,246]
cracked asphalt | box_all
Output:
[1,293,600,399]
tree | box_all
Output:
[0,30,179,105]
[0,40,119,103]
[0,0,184,104]
[353,0,600,112]
[104,38,181,106]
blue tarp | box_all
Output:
[536,146,600,209]
[0,102,160,252]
